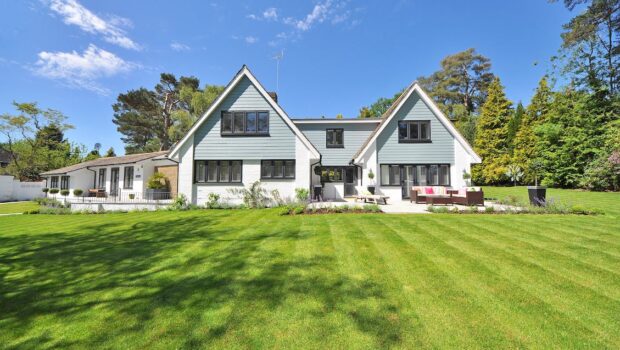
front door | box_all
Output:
[344,167,357,197]
[110,167,120,196]
[401,165,415,199]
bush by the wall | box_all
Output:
[73,189,83,197]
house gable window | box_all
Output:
[98,169,106,189]
[60,176,70,190]
[221,111,269,136]
[398,121,431,143]
[50,176,59,188]
[326,128,344,148]
[380,164,450,186]
[261,160,295,179]
[123,166,134,189]
[194,160,242,183]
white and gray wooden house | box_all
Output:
[168,65,481,204]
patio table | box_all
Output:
[426,194,452,206]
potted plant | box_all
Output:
[60,189,70,205]
[73,189,83,197]
[528,159,546,206]
[146,172,169,200]
[367,169,376,194]
[128,193,136,200]
[462,171,472,187]
[42,187,49,197]
[49,188,59,198]
[505,164,523,187]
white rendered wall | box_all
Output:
[452,139,473,189]
[0,175,45,202]
[177,135,195,203]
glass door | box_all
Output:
[110,167,120,196]
[401,165,415,198]
[344,167,357,197]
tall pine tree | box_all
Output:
[512,77,552,183]
[473,77,512,184]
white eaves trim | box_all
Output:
[353,83,482,164]
[292,119,381,124]
[168,66,321,160]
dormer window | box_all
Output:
[221,111,269,136]
[326,128,344,148]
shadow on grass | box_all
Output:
[0,212,403,348]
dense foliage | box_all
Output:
[112,73,224,154]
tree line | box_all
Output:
[357,0,619,190]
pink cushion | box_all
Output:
[425,187,434,195]
[458,188,466,196]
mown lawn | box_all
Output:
[1,190,619,349]
[0,201,39,215]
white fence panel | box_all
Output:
[0,175,45,202]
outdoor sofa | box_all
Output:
[410,186,484,206]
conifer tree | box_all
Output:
[512,77,552,183]
[506,101,524,151]
[473,77,512,184]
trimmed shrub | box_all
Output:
[49,188,60,195]
[42,188,49,194]
[60,189,70,196]
[73,189,83,197]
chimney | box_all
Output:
[267,91,278,103]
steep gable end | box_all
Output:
[168,66,319,159]
[353,83,481,163]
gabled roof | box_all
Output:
[168,65,320,159]
[41,151,168,176]
[352,82,481,164]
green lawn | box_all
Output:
[483,186,620,216]
[0,201,39,214]
[1,190,619,349]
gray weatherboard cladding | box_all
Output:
[296,123,376,165]
[193,76,296,159]
[377,92,455,164]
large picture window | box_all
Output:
[261,160,295,179]
[98,169,106,189]
[380,164,450,186]
[326,128,344,148]
[221,111,269,136]
[398,121,431,143]
[123,166,134,189]
[195,160,242,183]
[50,176,59,188]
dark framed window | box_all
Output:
[398,121,431,143]
[221,111,269,136]
[320,167,344,182]
[98,169,106,189]
[123,166,134,189]
[380,164,450,186]
[60,176,70,190]
[326,128,344,148]
[261,160,295,179]
[195,160,242,183]
[50,176,59,188]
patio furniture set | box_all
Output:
[410,186,484,206]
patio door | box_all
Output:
[344,167,357,197]
[401,165,415,199]
[110,167,120,196]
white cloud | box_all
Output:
[170,42,190,51]
[245,36,259,44]
[33,44,137,94]
[263,8,278,20]
[285,0,331,31]
[47,0,140,50]
[247,7,278,21]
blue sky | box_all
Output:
[0,0,575,155]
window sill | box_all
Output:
[398,140,432,144]
[220,133,270,137]
[194,182,244,185]
[326,145,344,148]
[260,177,296,180]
